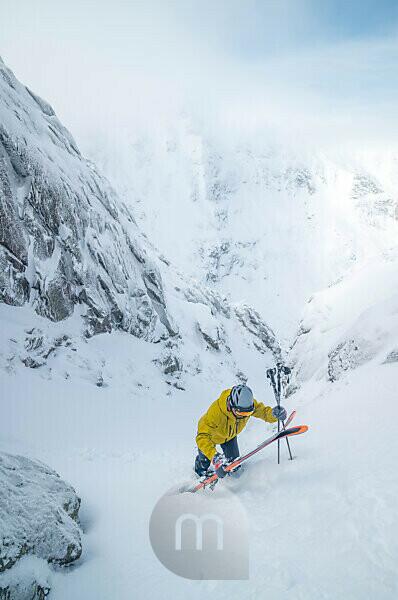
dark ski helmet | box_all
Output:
[229,385,254,415]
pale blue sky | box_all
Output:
[172,0,398,57]
[2,1,398,145]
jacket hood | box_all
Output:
[217,388,232,418]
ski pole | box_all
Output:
[267,365,293,462]
[277,412,281,464]
[281,417,293,460]
[276,364,293,461]
[266,367,281,464]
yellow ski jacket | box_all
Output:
[196,388,277,460]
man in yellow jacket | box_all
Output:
[195,384,286,478]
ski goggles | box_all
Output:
[232,407,254,417]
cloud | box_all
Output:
[2,0,398,151]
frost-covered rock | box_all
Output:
[194,303,224,350]
[19,328,72,369]
[0,58,173,342]
[234,304,281,360]
[0,58,280,378]
[0,556,51,600]
[383,349,398,364]
[0,452,81,581]
[290,252,398,386]
[327,338,376,382]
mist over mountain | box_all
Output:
[86,116,398,340]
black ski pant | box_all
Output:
[194,436,239,476]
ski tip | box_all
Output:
[282,424,309,437]
[290,424,309,435]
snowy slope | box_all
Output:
[1,297,397,599]
[0,301,282,598]
[1,58,398,600]
[87,119,398,341]
[0,58,284,597]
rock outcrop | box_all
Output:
[0,452,81,599]
[0,57,176,342]
[289,252,398,387]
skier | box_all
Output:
[194,384,286,478]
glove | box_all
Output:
[212,453,227,478]
[272,405,287,421]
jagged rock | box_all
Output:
[194,303,224,351]
[0,451,81,598]
[183,284,230,319]
[161,354,182,376]
[0,59,172,341]
[96,372,105,387]
[19,330,71,369]
[383,349,398,364]
[0,556,51,600]
[204,240,254,284]
[0,452,82,575]
[351,173,383,199]
[284,166,315,195]
[235,370,248,384]
[198,326,222,350]
[328,339,374,382]
[234,304,282,360]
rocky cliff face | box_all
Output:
[0,58,280,376]
[0,57,177,341]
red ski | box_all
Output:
[283,409,296,428]
[187,421,308,493]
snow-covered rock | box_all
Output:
[0,556,51,600]
[0,58,280,378]
[0,56,184,342]
[289,251,398,386]
[234,304,282,359]
[192,302,225,350]
[0,452,81,570]
[0,452,81,599]
[0,59,175,344]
